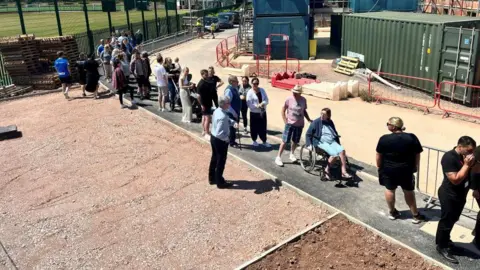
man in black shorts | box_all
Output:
[376,117,426,224]
[435,136,476,264]
[197,69,218,139]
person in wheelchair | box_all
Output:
[305,108,352,179]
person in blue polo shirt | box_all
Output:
[54,51,72,99]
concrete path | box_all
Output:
[101,28,480,269]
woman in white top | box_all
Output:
[246,77,270,147]
[180,67,194,123]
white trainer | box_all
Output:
[262,142,271,148]
[289,153,297,162]
[275,156,284,167]
[252,141,259,147]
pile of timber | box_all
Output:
[0,35,79,90]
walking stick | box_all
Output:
[237,120,242,151]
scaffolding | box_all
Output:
[419,0,480,16]
[237,1,254,53]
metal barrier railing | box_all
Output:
[416,145,479,219]
[0,53,13,87]
[438,81,480,121]
[367,72,439,114]
[141,30,193,53]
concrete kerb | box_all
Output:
[105,82,452,270]
[234,212,341,270]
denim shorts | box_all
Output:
[282,124,303,144]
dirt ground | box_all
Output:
[245,215,442,270]
[0,90,330,269]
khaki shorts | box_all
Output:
[158,86,168,96]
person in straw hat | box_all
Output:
[275,85,312,167]
[376,117,426,224]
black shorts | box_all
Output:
[136,75,148,87]
[59,76,72,85]
[379,171,415,191]
[202,106,213,116]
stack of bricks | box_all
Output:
[0,35,80,90]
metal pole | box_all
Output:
[141,10,146,39]
[124,0,131,31]
[108,11,113,34]
[53,0,62,36]
[174,0,180,33]
[154,1,159,37]
[188,0,192,35]
[165,0,171,34]
[15,0,26,35]
[82,0,94,55]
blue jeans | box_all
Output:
[317,141,344,157]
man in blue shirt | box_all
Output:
[96,39,105,57]
[209,95,238,189]
[54,51,72,99]
[224,75,241,147]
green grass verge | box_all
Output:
[1,9,187,37]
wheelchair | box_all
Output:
[299,135,353,184]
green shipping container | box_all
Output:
[342,12,480,105]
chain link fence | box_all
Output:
[0,0,239,87]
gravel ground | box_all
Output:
[0,90,329,269]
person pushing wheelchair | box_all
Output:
[305,108,352,180]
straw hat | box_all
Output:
[292,85,303,94]
[388,117,406,131]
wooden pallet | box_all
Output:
[333,56,359,76]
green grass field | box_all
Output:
[0,9,187,37]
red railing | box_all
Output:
[438,81,480,120]
[215,33,301,78]
[368,72,439,114]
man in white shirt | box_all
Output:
[154,54,168,111]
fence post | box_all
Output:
[107,11,113,34]
[82,0,94,55]
[53,0,62,36]
[165,0,171,34]
[174,0,180,33]
[141,9,147,39]
[154,1,159,37]
[124,0,131,31]
[15,0,26,35]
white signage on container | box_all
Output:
[265,38,270,45]
[460,56,469,62]
[283,35,289,41]
[347,51,364,62]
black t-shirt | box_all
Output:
[441,149,470,198]
[208,75,221,87]
[376,132,423,175]
[84,60,99,77]
[197,78,218,108]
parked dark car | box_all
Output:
[229,11,241,24]
[217,14,234,29]
[218,12,240,25]
[203,17,221,32]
